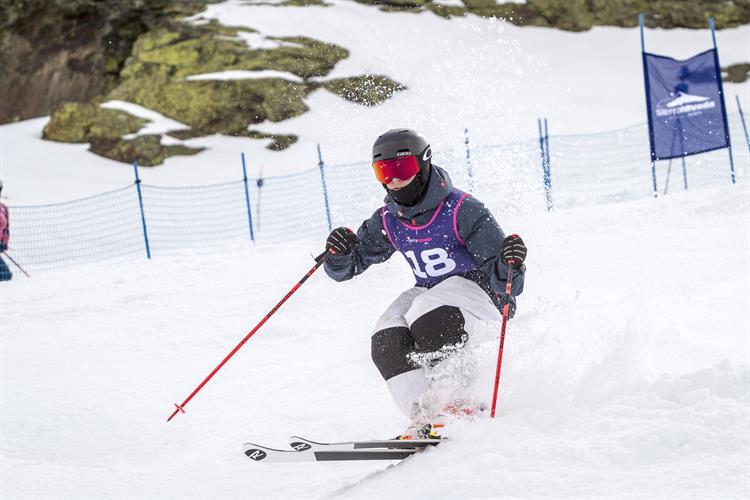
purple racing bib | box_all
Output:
[381,189,476,288]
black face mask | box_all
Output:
[384,164,431,207]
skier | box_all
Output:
[323,129,526,439]
[0,180,12,281]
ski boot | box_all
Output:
[397,422,444,440]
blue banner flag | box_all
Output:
[643,48,729,160]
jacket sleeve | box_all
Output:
[456,197,525,299]
[324,208,396,282]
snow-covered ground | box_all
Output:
[1,183,748,499]
[1,1,749,498]
[0,0,747,204]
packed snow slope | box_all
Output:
[1,181,748,499]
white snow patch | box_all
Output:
[100,100,190,139]
[185,69,305,82]
[432,0,465,7]
[240,0,289,5]
[240,30,302,49]
[234,30,304,49]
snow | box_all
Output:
[185,69,305,82]
[1,183,748,498]
[235,30,303,50]
[1,0,749,497]
[101,100,191,141]
[432,0,465,7]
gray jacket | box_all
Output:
[324,165,525,313]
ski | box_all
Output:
[288,435,443,452]
[243,442,423,463]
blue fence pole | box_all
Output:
[543,118,553,210]
[240,153,256,244]
[132,161,151,259]
[639,13,659,197]
[255,164,265,232]
[736,95,750,155]
[317,144,333,232]
[536,119,551,212]
[709,17,736,184]
[464,128,474,193]
[256,173,264,232]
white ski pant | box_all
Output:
[371,275,501,418]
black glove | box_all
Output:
[326,227,358,255]
[500,234,526,266]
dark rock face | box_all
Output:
[723,63,750,83]
[354,0,750,30]
[322,75,408,106]
[102,22,349,137]
[0,0,211,124]
[42,102,148,143]
[3,0,747,126]
[89,134,205,166]
[31,8,408,165]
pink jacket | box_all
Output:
[0,203,9,246]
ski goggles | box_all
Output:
[372,155,420,184]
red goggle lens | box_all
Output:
[372,155,420,184]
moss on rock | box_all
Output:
[242,0,329,6]
[266,36,350,78]
[89,134,205,166]
[111,78,312,134]
[355,0,750,30]
[42,102,147,143]
[428,3,467,19]
[38,14,412,164]
[322,75,407,106]
[165,129,208,140]
[723,63,750,84]
[351,0,467,17]
[244,130,298,150]
[104,21,346,140]
[0,0,223,123]
[43,99,205,165]
[119,22,348,82]
[167,127,297,150]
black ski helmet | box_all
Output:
[372,129,431,170]
[372,129,433,206]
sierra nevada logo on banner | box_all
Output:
[643,48,729,160]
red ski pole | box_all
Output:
[490,260,516,419]
[167,250,329,422]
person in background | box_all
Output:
[0,180,13,281]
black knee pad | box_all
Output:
[371,327,418,380]
[410,305,467,353]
